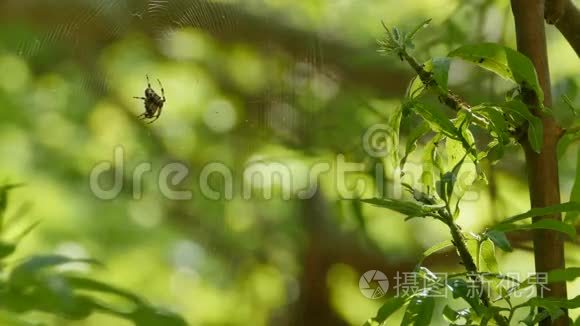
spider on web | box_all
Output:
[133,75,166,124]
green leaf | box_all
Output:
[11,220,41,243]
[442,306,472,324]
[440,152,468,205]
[421,135,443,192]
[10,255,102,285]
[522,295,580,317]
[447,278,484,314]
[479,239,499,274]
[365,296,407,325]
[401,121,431,170]
[0,241,16,259]
[431,57,451,91]
[410,102,460,140]
[485,230,512,252]
[494,219,576,239]
[360,198,432,218]
[400,294,435,326]
[388,106,403,168]
[502,100,543,153]
[442,305,459,322]
[65,276,187,325]
[465,238,480,269]
[130,305,188,326]
[63,276,142,304]
[558,128,580,158]
[418,240,453,264]
[406,75,426,99]
[0,310,43,326]
[520,307,554,325]
[565,149,580,222]
[546,267,580,283]
[448,43,544,103]
[405,57,450,97]
[499,201,580,224]
[406,19,432,42]
[0,183,24,230]
[472,104,510,144]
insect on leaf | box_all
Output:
[448,43,544,103]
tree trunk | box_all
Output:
[510,1,568,325]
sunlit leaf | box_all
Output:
[493,219,576,239]
[364,296,407,325]
[479,239,499,274]
[411,103,460,140]
[418,240,452,264]
[448,43,544,102]
[498,201,580,224]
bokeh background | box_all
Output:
[0,0,578,325]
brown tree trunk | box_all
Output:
[510,1,568,325]
[291,191,349,326]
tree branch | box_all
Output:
[511,1,568,325]
[547,0,580,56]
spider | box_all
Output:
[133,75,166,123]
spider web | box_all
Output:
[9,0,331,136]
